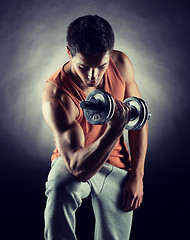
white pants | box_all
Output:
[44,156,133,240]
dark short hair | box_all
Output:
[66,15,115,57]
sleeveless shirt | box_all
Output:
[46,58,131,170]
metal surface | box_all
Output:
[80,90,115,125]
[80,90,150,130]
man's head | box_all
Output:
[66,15,115,57]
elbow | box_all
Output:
[70,167,90,183]
[69,163,90,183]
[77,175,90,183]
[70,170,90,182]
[62,153,91,182]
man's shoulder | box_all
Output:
[43,81,63,100]
[111,50,134,83]
[42,82,79,119]
[111,50,131,68]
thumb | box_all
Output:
[122,189,127,209]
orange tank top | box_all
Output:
[46,58,131,170]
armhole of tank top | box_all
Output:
[46,79,83,121]
[63,92,83,122]
[110,57,125,86]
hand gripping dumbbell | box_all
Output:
[80,90,151,131]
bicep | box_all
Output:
[42,96,85,161]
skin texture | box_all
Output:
[42,48,148,212]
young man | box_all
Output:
[42,15,148,240]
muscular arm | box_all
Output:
[113,50,148,211]
[42,82,128,182]
[113,50,148,176]
[123,59,148,180]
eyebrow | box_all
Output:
[78,62,109,68]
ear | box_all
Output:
[66,46,72,59]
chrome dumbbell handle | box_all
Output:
[80,101,101,111]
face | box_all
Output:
[67,48,110,88]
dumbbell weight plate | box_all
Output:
[136,98,150,130]
[124,97,150,131]
[123,97,144,131]
[83,90,115,125]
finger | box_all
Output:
[114,100,122,117]
[134,198,139,210]
[138,196,143,207]
[126,197,143,212]
[123,196,135,212]
[122,103,130,122]
[123,102,130,112]
[135,197,143,210]
[115,100,124,113]
[122,192,126,209]
[121,188,128,209]
[124,197,138,212]
[136,199,141,209]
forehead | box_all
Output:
[73,52,110,68]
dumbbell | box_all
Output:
[80,90,151,131]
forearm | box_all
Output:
[62,125,122,182]
[128,123,148,179]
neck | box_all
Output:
[70,64,87,90]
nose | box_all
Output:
[88,69,97,80]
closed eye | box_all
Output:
[79,66,89,71]
[98,65,106,69]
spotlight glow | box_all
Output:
[0,0,188,170]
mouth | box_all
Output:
[86,79,97,85]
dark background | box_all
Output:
[0,0,189,239]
